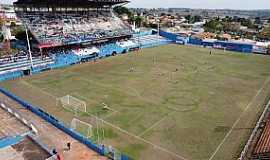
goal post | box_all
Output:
[57,95,87,115]
[71,118,93,139]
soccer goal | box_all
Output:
[57,95,87,115]
[105,146,122,160]
[71,118,93,138]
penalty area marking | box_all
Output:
[19,80,58,99]
[82,110,188,160]
[17,78,186,159]
[103,110,118,119]
[208,76,270,160]
[71,93,120,119]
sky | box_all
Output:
[1,0,270,10]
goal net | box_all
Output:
[71,118,93,139]
[57,95,86,115]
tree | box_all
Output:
[222,16,233,22]
[255,17,262,25]
[258,26,270,40]
[129,15,136,24]
[113,6,132,17]
[185,15,202,24]
[185,15,192,23]
[135,16,143,27]
[239,18,254,28]
[129,15,143,27]
[193,15,202,23]
[10,22,16,28]
[11,25,35,41]
[204,18,222,33]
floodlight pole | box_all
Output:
[25,25,33,68]
[156,17,161,45]
[157,19,160,36]
[137,30,140,49]
[134,16,140,49]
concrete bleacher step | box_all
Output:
[0,57,52,69]
[0,57,29,68]
[33,59,54,67]
[130,35,171,48]
[131,35,169,42]
[0,63,31,72]
[0,58,54,72]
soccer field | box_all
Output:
[1,44,270,160]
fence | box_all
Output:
[0,88,131,160]
[0,70,24,82]
[159,30,188,44]
[188,37,203,45]
[133,30,153,37]
[214,41,253,53]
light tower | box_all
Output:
[25,25,34,68]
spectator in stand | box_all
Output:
[17,11,132,47]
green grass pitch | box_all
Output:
[1,44,270,160]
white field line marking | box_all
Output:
[103,110,118,119]
[20,80,58,99]
[79,77,156,105]
[71,92,120,119]
[71,91,100,105]
[84,111,188,160]
[18,79,187,159]
[208,77,270,160]
[128,86,143,98]
[138,111,175,137]
[18,82,117,121]
[79,77,124,93]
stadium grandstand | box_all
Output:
[251,101,270,160]
[13,0,133,49]
[0,0,171,82]
[252,119,270,159]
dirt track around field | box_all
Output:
[0,92,107,160]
